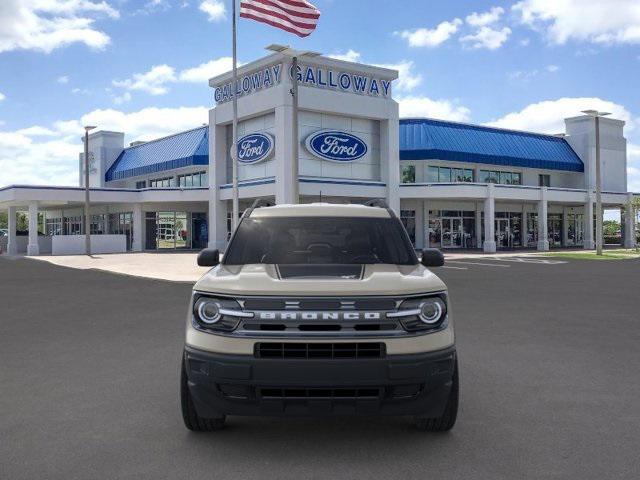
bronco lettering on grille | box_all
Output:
[257,312,382,321]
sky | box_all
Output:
[1,0,640,196]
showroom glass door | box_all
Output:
[157,212,176,249]
[495,218,513,249]
[441,218,463,248]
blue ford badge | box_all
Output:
[305,131,368,162]
[234,133,274,164]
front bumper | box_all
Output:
[184,345,456,417]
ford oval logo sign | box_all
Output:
[305,130,368,163]
[234,133,274,164]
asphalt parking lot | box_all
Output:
[1,255,639,480]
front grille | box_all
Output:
[255,342,385,359]
[258,387,383,399]
[242,298,398,311]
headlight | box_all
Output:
[192,294,247,332]
[418,298,446,325]
[195,298,221,324]
[389,294,448,332]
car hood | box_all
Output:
[194,264,447,297]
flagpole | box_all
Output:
[231,0,240,231]
[291,55,299,204]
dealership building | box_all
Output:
[0,53,637,256]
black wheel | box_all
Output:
[415,359,459,432]
[181,356,226,432]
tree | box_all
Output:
[0,211,6,230]
[632,196,640,251]
[602,220,620,237]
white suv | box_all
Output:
[181,202,458,431]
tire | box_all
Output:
[181,355,226,432]
[415,359,459,432]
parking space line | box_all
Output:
[488,257,568,265]
[442,265,468,270]
[447,261,510,268]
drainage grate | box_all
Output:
[255,342,385,359]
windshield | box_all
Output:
[223,216,418,265]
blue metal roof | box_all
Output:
[105,126,209,181]
[399,118,584,172]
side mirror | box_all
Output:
[421,248,445,267]
[197,248,220,267]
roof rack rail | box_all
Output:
[363,198,397,219]
[244,198,273,218]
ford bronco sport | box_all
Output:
[181,201,458,431]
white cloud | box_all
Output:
[113,91,132,105]
[179,56,234,82]
[0,106,209,187]
[508,64,560,81]
[112,57,235,97]
[520,38,531,46]
[199,0,226,22]
[396,19,463,47]
[57,75,69,84]
[0,0,119,54]
[398,96,471,122]
[466,6,504,27]
[0,92,5,102]
[113,64,177,95]
[486,97,635,134]
[513,0,640,45]
[373,60,422,93]
[326,52,422,93]
[461,26,511,50]
[328,50,362,63]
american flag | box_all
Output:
[240,0,321,38]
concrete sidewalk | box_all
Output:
[27,252,209,282]
[21,250,564,282]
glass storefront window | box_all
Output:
[480,170,521,185]
[539,174,550,187]
[427,166,473,183]
[401,165,416,184]
[566,213,584,246]
[500,172,512,185]
[427,166,439,183]
[430,210,476,249]
[144,211,206,250]
[439,167,451,182]
[548,214,563,247]
[526,213,538,247]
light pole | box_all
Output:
[581,110,610,256]
[83,125,96,255]
[266,44,320,204]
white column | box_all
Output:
[584,196,595,249]
[132,204,143,252]
[483,185,496,253]
[624,193,636,248]
[537,187,549,251]
[27,203,40,256]
[209,117,230,250]
[7,206,17,255]
[414,201,424,250]
[381,117,400,214]
[274,104,295,205]
[422,200,429,249]
[475,202,483,249]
